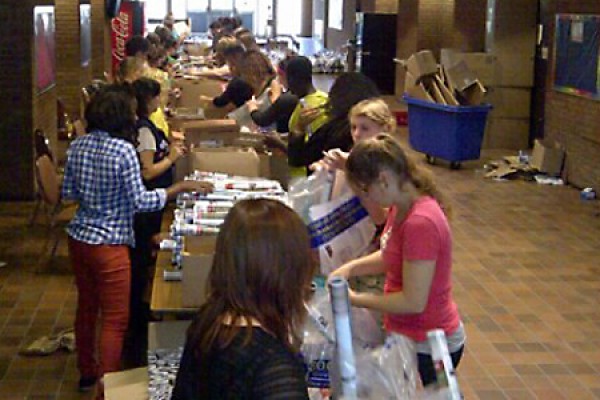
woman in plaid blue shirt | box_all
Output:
[61,85,212,396]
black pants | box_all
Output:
[124,209,164,367]
[417,345,464,387]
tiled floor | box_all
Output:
[1,130,600,399]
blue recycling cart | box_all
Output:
[404,95,492,169]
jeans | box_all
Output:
[68,237,130,379]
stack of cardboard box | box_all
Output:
[483,0,537,150]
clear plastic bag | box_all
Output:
[302,288,336,389]
[337,335,419,400]
[288,169,334,224]
[301,287,386,392]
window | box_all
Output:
[276,0,301,35]
[145,0,167,20]
[143,0,303,36]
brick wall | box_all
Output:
[56,0,93,120]
[91,0,111,80]
[543,0,600,189]
[0,1,56,200]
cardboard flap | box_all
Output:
[405,71,435,103]
[174,77,225,108]
[459,80,487,106]
[406,50,438,81]
[530,139,565,176]
[445,60,479,92]
[423,76,447,105]
[434,75,459,106]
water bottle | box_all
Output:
[299,98,313,137]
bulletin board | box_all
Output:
[553,14,600,101]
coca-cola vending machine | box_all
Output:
[110,1,145,75]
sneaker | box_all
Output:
[59,331,76,352]
[78,376,97,392]
[19,335,61,356]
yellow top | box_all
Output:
[288,91,330,178]
[150,108,170,136]
[288,90,329,136]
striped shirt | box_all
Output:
[61,130,167,246]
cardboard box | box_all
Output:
[233,132,268,152]
[174,77,225,108]
[182,236,216,307]
[406,50,438,81]
[104,322,191,399]
[189,146,261,177]
[483,117,529,150]
[258,153,271,178]
[203,102,230,120]
[434,75,459,106]
[530,139,565,176]
[486,87,531,119]
[492,54,535,87]
[445,60,479,92]
[104,368,147,400]
[404,71,435,103]
[183,119,240,146]
[441,49,496,87]
[459,79,487,106]
[174,120,242,181]
[459,53,496,88]
[269,150,290,189]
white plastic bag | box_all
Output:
[289,169,376,275]
[227,89,273,130]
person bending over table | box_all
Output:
[198,37,252,109]
[173,199,315,399]
[245,54,299,134]
[329,135,465,387]
[61,84,213,398]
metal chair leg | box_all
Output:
[29,197,42,226]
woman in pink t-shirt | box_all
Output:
[330,134,465,387]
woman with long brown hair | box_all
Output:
[172,199,315,399]
[238,49,276,98]
[330,134,465,387]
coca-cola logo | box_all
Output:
[111,11,129,63]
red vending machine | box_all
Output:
[110,1,145,75]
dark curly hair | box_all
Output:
[84,84,138,145]
[132,78,161,118]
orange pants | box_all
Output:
[68,237,130,379]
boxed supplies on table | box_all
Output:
[189,146,262,177]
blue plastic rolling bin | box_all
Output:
[404,95,492,169]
